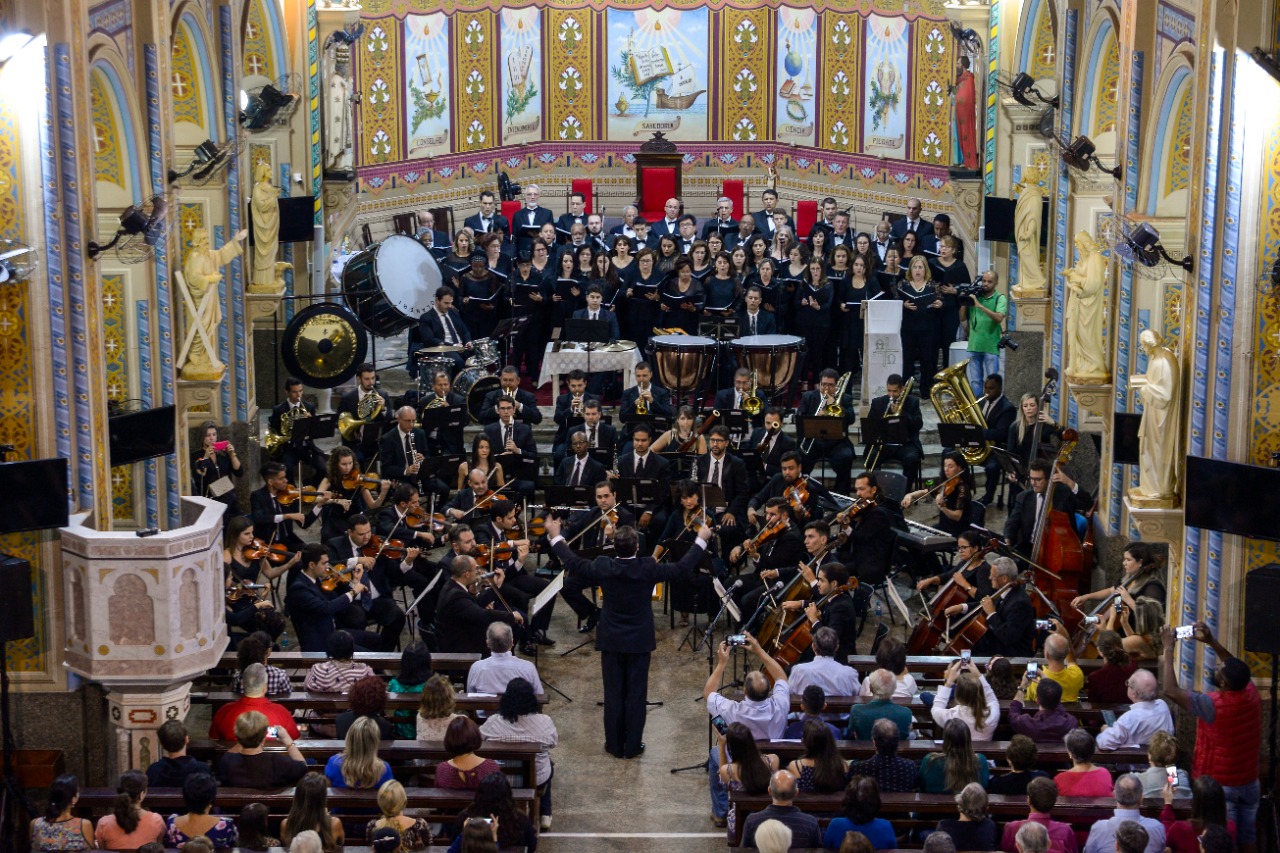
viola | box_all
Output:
[318,563,357,592]
[275,486,324,506]
[473,542,519,568]
[362,535,408,561]
[244,538,291,565]
[226,580,267,602]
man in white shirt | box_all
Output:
[467,622,543,694]
[1095,669,1173,749]
[705,632,789,826]
[788,627,860,696]
[1081,775,1166,853]
[874,220,892,262]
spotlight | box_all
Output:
[1011,72,1060,108]
[1251,48,1280,85]
[1062,135,1123,180]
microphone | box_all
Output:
[969,523,1002,539]
[771,580,786,593]
[727,578,744,592]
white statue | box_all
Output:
[1064,230,1110,383]
[324,44,355,177]
[1132,329,1181,501]
[1012,183,1046,296]
[249,161,292,293]
[179,227,247,381]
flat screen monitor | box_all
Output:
[109,405,176,466]
[0,458,69,533]
[1112,412,1142,466]
[983,195,1049,246]
[247,196,316,245]
[1184,455,1280,543]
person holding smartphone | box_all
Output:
[217,710,308,789]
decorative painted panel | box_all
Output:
[90,72,125,188]
[359,20,404,163]
[102,274,135,522]
[911,19,951,167]
[1166,81,1192,197]
[454,11,498,152]
[500,8,543,145]
[242,0,275,81]
[1092,29,1119,135]
[171,23,204,129]
[606,7,709,142]
[720,7,773,143]
[1028,0,1056,80]
[0,96,24,240]
[862,14,909,159]
[820,11,863,153]
[545,8,596,143]
[773,8,813,144]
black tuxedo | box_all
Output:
[337,388,391,461]
[416,229,450,251]
[479,387,543,426]
[379,426,429,485]
[559,504,637,623]
[483,419,537,457]
[976,394,1017,499]
[734,526,806,619]
[620,384,674,421]
[269,401,327,483]
[814,587,860,662]
[419,392,467,456]
[798,388,858,494]
[1004,482,1092,556]
[418,308,472,348]
[552,391,599,454]
[286,573,380,653]
[323,534,406,650]
[555,213,587,237]
[890,216,936,243]
[570,307,621,342]
[552,536,705,756]
[866,392,924,485]
[848,502,897,585]
[614,452,669,501]
[555,453,608,488]
[701,217,738,241]
[712,389,765,436]
[748,473,830,521]
[651,218,682,239]
[568,421,617,460]
[746,427,796,481]
[463,212,511,240]
[513,206,554,253]
[735,309,777,337]
[472,520,554,637]
[434,578,521,654]
[752,209,795,237]
[249,486,312,554]
[972,582,1037,657]
[694,452,749,522]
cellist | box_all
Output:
[778,562,859,663]
[916,529,995,616]
[742,519,837,633]
[728,497,805,617]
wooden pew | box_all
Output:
[215,650,481,676]
[758,739,1148,769]
[846,655,1156,679]
[788,695,1124,729]
[187,738,542,788]
[76,785,535,836]
[195,691,547,720]
[727,791,1188,847]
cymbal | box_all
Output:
[418,345,466,354]
[600,340,637,352]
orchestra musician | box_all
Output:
[419,371,467,457]
[917,529,996,619]
[728,497,805,618]
[433,554,526,655]
[612,424,670,541]
[285,543,381,653]
[746,408,795,484]
[1006,393,1063,502]
[713,369,760,444]
[379,406,428,488]
[1003,459,1091,559]
[841,473,901,589]
[555,432,608,488]
[1070,541,1166,612]
[620,362,674,421]
[797,369,857,495]
[779,561,860,662]
[317,447,391,541]
[736,285,778,337]
[418,286,473,371]
[446,468,500,521]
[270,378,328,485]
[224,516,290,644]
[971,556,1037,657]
[372,484,439,616]
[571,284,621,346]
[552,370,597,464]
[975,374,1018,504]
[741,519,838,633]
[324,514,408,651]
[656,480,713,627]
[250,462,323,575]
[568,400,617,462]
[901,452,973,537]
[336,364,390,463]
[866,374,924,487]
[560,480,637,632]
[482,397,538,499]
[696,426,749,541]
[479,366,543,426]
[649,405,708,456]
[457,434,505,492]
[474,500,555,650]
[748,451,830,526]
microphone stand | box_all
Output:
[671,580,737,776]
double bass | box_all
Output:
[1028,430,1089,631]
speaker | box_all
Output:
[0,555,33,643]
[1245,563,1280,655]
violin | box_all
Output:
[784,480,811,520]
[473,542,519,568]
[404,506,430,528]
[226,580,267,602]
[275,485,325,506]
[734,518,786,566]
[361,535,408,561]
[244,538,292,565]
[318,563,357,592]
[342,472,383,491]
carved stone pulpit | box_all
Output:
[61,497,228,772]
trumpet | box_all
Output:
[635,387,650,416]
[742,370,763,416]
[570,394,585,416]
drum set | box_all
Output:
[650,332,805,404]
[417,337,502,422]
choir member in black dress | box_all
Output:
[658,258,705,334]
[838,254,871,374]
[930,235,971,349]
[456,252,503,340]
[509,252,551,379]
[898,255,943,396]
[793,259,835,387]
[622,249,665,344]
[551,246,584,328]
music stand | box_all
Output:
[493,316,531,371]
[711,408,749,440]
[421,453,465,484]
[545,484,594,510]
[698,319,740,394]
[988,445,1023,482]
[860,414,908,447]
[420,404,466,438]
[612,477,662,509]
[527,571,573,702]
[797,415,847,445]
[563,317,612,381]
[587,447,614,470]
[938,423,986,455]
[495,453,539,484]
[290,413,336,447]
[403,570,443,642]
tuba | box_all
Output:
[742,370,763,416]
[930,359,991,464]
[338,390,386,441]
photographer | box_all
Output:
[960,269,1008,396]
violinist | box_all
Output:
[901,452,973,537]
[433,555,525,655]
[285,543,380,654]
[1003,460,1091,559]
[740,519,834,631]
[748,451,829,526]
[779,562,859,663]
[223,516,289,645]
[971,556,1037,657]
[438,524,477,575]
[193,421,242,514]
[841,473,901,588]
[324,514,409,651]
[728,498,804,619]
[475,500,555,650]
[373,485,438,604]
[446,468,497,521]
[656,480,714,627]
[317,447,392,541]
[916,529,995,619]
[561,480,636,633]
[249,463,323,577]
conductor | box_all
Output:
[545,516,714,760]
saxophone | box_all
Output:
[338,390,386,441]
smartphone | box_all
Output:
[727,633,749,647]
[1081,615,1100,626]
[1166,766,1178,787]
[959,649,971,664]
[711,715,730,735]
[212,440,230,452]
[1175,625,1195,640]
[1115,600,1124,613]
[1035,619,1055,631]
[1101,709,1117,726]
[1026,662,1039,679]
[267,726,279,739]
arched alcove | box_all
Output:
[87,48,149,210]
[241,0,289,91]
[171,8,222,146]
[1016,0,1058,83]
[1142,60,1194,217]
[1076,10,1120,158]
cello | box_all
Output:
[771,579,858,670]
[906,541,999,654]
[1028,430,1088,631]
[756,538,840,651]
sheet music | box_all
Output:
[713,577,742,623]
[530,569,565,617]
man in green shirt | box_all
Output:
[963,269,1008,395]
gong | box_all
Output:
[280,302,368,388]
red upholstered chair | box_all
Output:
[501,200,521,239]
[795,200,818,242]
[570,179,595,215]
[638,167,678,223]
[721,180,745,220]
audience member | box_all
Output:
[366,780,433,851]
[147,719,212,787]
[1096,669,1172,749]
[1053,728,1114,796]
[1001,777,1078,853]
[231,631,291,697]
[839,830,876,853]
[756,818,795,853]
[287,830,322,853]
[1199,825,1235,853]
[1087,631,1140,703]
[336,675,396,739]
[303,630,376,692]
[208,663,300,741]
[326,715,394,790]
[1081,774,1165,853]
[789,627,861,695]
[416,673,465,740]
[1160,775,1237,853]
[924,830,959,853]
[824,775,898,850]
[280,772,344,852]
[29,774,94,852]
[931,660,1000,740]
[1009,677,1079,742]
[371,826,404,853]
[1137,732,1191,798]
[785,718,849,794]
[1026,629,1084,703]
[437,716,500,790]
[388,641,434,739]
[467,622,544,694]
[918,719,990,793]
[986,735,1051,796]
[218,710,308,788]
[182,838,217,853]
[94,769,166,849]
[1160,623,1260,853]
[936,783,998,851]
[452,771,539,853]
[1012,822,1051,853]
[846,669,913,741]
[479,676,558,829]
[858,639,919,699]
[457,817,500,853]
[741,770,823,849]
[1112,822,1150,853]
[237,802,281,851]
[783,685,843,739]
[986,656,1019,700]
[163,772,239,850]
[718,721,780,841]
[846,719,918,793]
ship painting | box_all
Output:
[656,63,706,110]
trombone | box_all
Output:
[865,377,914,471]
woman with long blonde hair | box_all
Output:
[324,716,394,790]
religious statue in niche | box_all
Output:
[324,43,356,180]
[950,55,980,175]
[179,227,248,382]
[1011,183,1047,297]
[249,161,293,294]
[1063,230,1111,384]
[1130,329,1181,505]
[108,574,155,646]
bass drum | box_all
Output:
[342,235,441,336]
[453,367,501,423]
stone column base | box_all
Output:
[106,682,192,772]
[1124,496,1183,543]
[1067,381,1113,431]
[1010,294,1050,330]
[177,378,223,422]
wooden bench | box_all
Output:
[727,791,1188,847]
[846,655,1156,679]
[187,738,542,787]
[759,739,1148,769]
[195,691,547,721]
[215,650,481,676]
[789,695,1124,729]
[76,785,534,836]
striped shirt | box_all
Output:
[303,660,376,693]
[479,713,558,785]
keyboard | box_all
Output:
[895,519,957,553]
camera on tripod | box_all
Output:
[997,333,1018,351]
